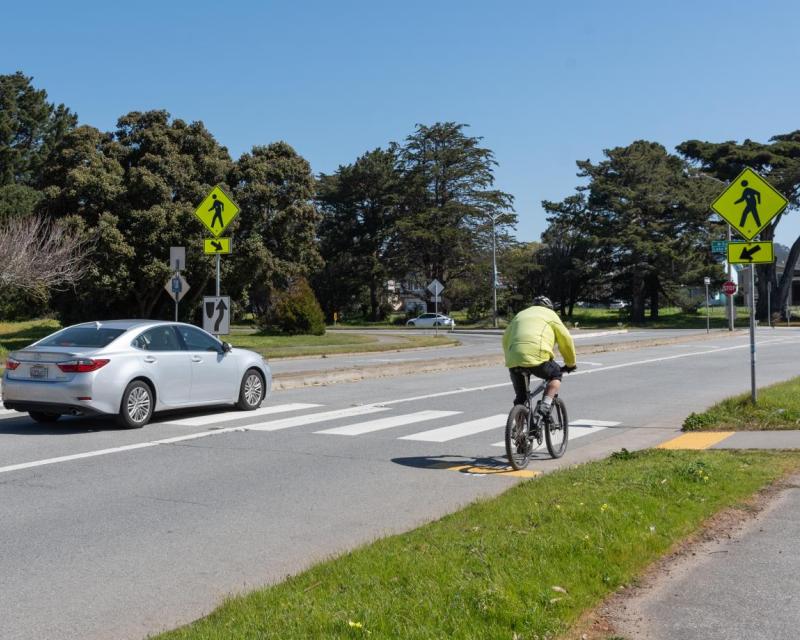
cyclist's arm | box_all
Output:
[551,320,576,368]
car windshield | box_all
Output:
[37,326,127,348]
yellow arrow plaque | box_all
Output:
[204,237,232,254]
[194,186,240,237]
[710,168,788,241]
[726,241,774,264]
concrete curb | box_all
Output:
[272,329,746,391]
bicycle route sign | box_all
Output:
[710,168,788,241]
[194,186,240,238]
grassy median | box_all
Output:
[156,449,799,640]
[684,376,800,431]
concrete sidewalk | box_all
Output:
[608,433,800,640]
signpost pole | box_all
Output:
[175,274,179,322]
[767,280,772,328]
[727,226,734,331]
[749,266,757,404]
[216,254,221,297]
[704,277,710,333]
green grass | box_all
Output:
[566,305,752,330]
[224,329,458,358]
[0,319,60,361]
[155,449,799,640]
[684,376,800,431]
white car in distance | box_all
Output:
[406,313,456,328]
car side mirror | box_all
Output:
[222,342,232,353]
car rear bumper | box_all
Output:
[1,377,117,415]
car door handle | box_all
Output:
[191,356,203,362]
[143,356,157,363]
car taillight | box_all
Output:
[5,358,20,370]
[57,358,110,373]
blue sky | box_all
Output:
[6,0,800,247]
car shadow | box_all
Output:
[0,404,241,436]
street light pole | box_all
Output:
[491,214,498,328]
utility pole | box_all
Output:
[491,213,498,328]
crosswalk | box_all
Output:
[0,402,620,448]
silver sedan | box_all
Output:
[2,320,272,428]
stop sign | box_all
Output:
[723,281,737,296]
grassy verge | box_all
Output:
[684,376,800,431]
[225,330,458,359]
[0,319,61,361]
[156,449,799,640]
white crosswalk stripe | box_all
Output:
[0,409,24,420]
[317,410,460,436]
[400,414,507,443]
[247,405,388,432]
[491,420,619,448]
[163,403,321,427]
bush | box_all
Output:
[258,278,326,336]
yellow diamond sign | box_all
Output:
[194,186,240,237]
[710,168,788,241]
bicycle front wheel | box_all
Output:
[505,404,532,470]
[545,397,569,458]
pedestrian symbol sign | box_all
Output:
[203,237,232,254]
[726,241,775,265]
[710,168,788,241]
[194,186,240,237]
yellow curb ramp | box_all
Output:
[657,432,736,450]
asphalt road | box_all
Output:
[1,328,799,639]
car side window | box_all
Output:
[176,326,222,352]
[133,326,182,352]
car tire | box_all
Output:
[236,368,265,411]
[117,380,154,429]
[407,321,415,327]
[29,411,61,424]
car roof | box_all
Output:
[67,319,161,331]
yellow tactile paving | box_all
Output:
[657,432,736,450]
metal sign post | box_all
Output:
[704,276,711,333]
[427,279,445,337]
[748,266,757,404]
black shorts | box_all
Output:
[511,360,563,382]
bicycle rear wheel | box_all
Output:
[505,404,532,470]
[545,397,569,458]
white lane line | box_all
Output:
[316,410,460,436]
[376,336,795,407]
[163,403,321,427]
[247,405,389,432]
[491,423,612,448]
[570,419,621,427]
[400,414,508,443]
[0,425,253,476]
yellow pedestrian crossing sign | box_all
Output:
[194,186,240,237]
[204,237,232,254]
[710,168,788,241]
[727,241,774,265]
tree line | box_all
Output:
[1,71,799,328]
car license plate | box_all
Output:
[29,365,49,379]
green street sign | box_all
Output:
[711,240,727,254]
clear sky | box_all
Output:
[5,0,800,247]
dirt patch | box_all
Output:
[563,473,800,640]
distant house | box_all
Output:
[386,279,438,313]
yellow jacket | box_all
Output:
[503,305,576,368]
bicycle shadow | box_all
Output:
[391,453,551,477]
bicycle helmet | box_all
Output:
[532,295,554,310]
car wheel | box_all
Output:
[237,368,265,411]
[117,380,153,429]
[29,411,61,424]
[407,321,415,327]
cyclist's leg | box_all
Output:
[531,360,563,415]
[508,367,529,406]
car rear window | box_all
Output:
[38,326,127,348]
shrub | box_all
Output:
[258,278,325,336]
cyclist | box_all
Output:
[502,296,577,419]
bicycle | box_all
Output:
[505,366,570,469]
